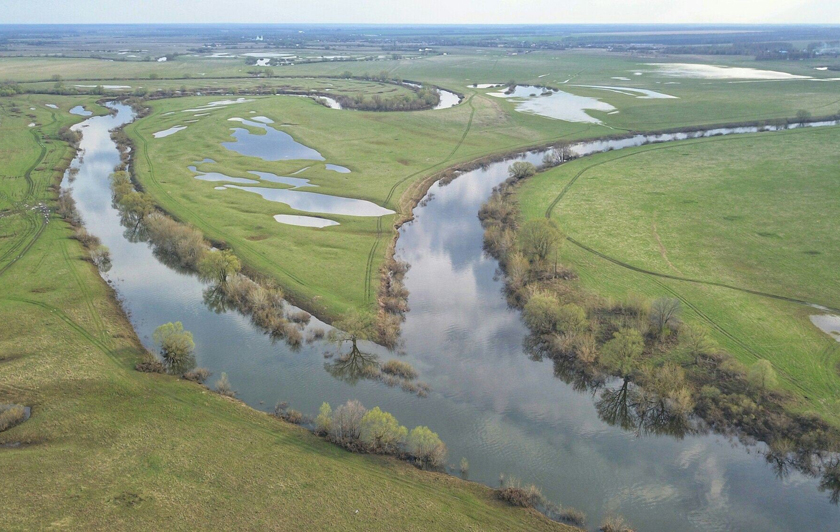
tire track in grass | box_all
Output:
[60,238,109,344]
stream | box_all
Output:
[64,102,839,531]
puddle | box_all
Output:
[434,89,462,110]
[273,214,340,228]
[221,185,395,217]
[325,164,350,173]
[45,104,58,109]
[74,84,131,90]
[194,158,215,164]
[181,98,253,113]
[470,83,504,88]
[810,314,840,341]
[574,85,677,99]
[318,96,342,109]
[611,76,631,81]
[189,166,259,184]
[223,118,325,161]
[489,85,615,123]
[249,171,314,188]
[647,63,811,80]
[251,116,274,123]
[153,125,187,139]
[28,123,35,127]
[70,106,93,116]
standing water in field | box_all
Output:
[66,103,839,531]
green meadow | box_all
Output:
[517,125,840,425]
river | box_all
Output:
[65,102,839,530]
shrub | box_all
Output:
[215,372,235,397]
[650,297,682,338]
[600,328,645,379]
[748,359,778,390]
[306,327,326,343]
[558,507,587,527]
[407,426,447,467]
[153,322,196,374]
[0,405,27,432]
[381,359,418,380]
[508,161,536,180]
[601,514,635,532]
[523,292,563,334]
[359,407,407,453]
[315,402,332,435]
[183,367,211,383]
[497,478,543,508]
[287,310,311,324]
[329,400,366,444]
[198,249,241,284]
[135,359,165,373]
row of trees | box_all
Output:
[314,400,447,467]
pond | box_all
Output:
[220,185,395,217]
[223,117,325,161]
[66,103,840,531]
[69,105,93,116]
[489,85,616,123]
[274,214,340,228]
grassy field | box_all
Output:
[517,125,840,426]
[0,93,569,531]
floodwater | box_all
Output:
[325,164,351,173]
[220,185,395,217]
[153,125,187,138]
[489,85,616,123]
[189,166,259,184]
[66,103,840,531]
[223,118,325,161]
[434,89,462,110]
[69,105,93,116]
[573,85,678,99]
[647,63,812,80]
[273,214,340,228]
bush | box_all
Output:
[215,372,235,397]
[508,161,536,180]
[601,515,635,532]
[558,507,587,527]
[329,400,366,444]
[523,292,563,334]
[315,402,332,434]
[359,407,407,453]
[600,328,645,379]
[381,359,418,380]
[183,367,211,383]
[0,405,27,432]
[497,478,543,508]
[135,359,165,373]
[407,426,447,467]
[287,310,311,324]
[153,322,196,374]
[748,359,778,390]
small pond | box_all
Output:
[489,85,616,123]
[223,118,325,161]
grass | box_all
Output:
[517,125,840,426]
[0,93,570,531]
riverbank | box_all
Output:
[478,126,840,499]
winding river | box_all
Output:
[65,103,839,531]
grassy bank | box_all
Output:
[517,125,840,426]
[0,94,570,531]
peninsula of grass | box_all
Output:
[517,125,840,426]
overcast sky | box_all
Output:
[2,0,839,25]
